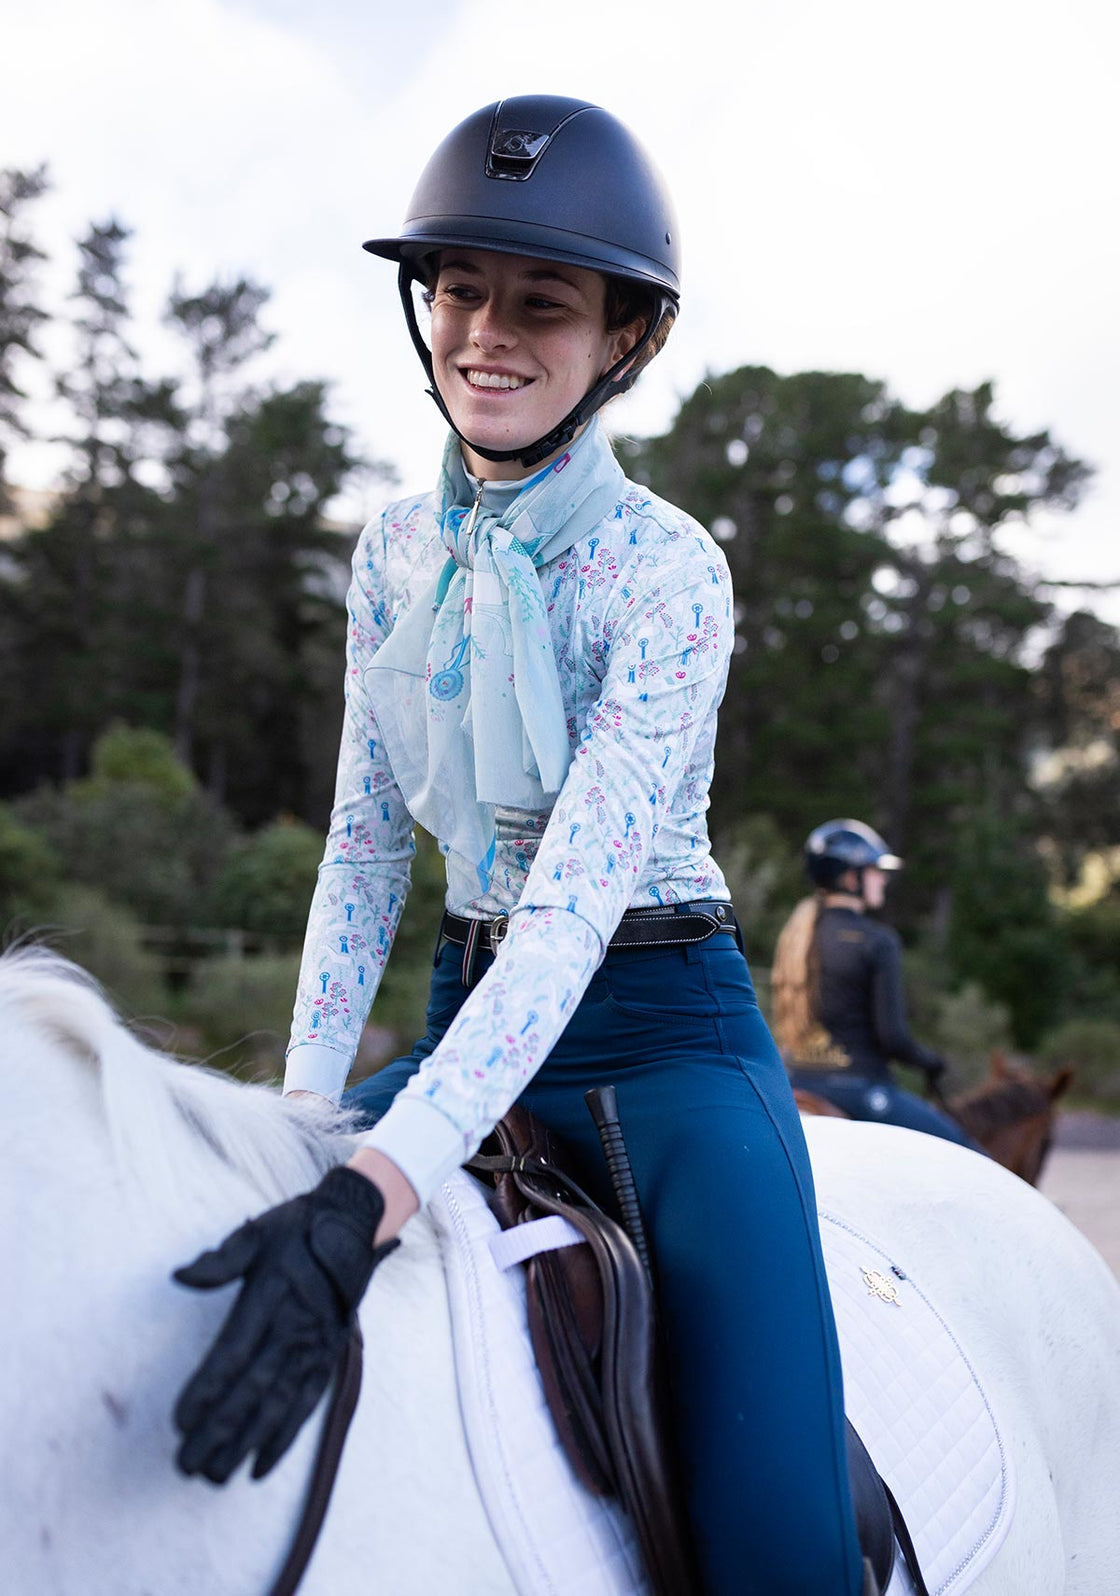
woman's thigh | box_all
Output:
[523,945,860,1593]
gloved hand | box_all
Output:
[173,1164,398,1484]
[923,1054,949,1084]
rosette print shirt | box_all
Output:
[286,421,734,1203]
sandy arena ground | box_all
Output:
[1039,1113,1120,1279]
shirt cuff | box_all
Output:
[357,1095,468,1207]
[283,1042,352,1104]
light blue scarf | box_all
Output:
[365,417,625,891]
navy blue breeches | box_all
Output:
[787,1069,979,1149]
[346,928,863,1596]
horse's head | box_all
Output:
[951,1051,1073,1185]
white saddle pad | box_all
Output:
[429,1172,1012,1596]
[820,1211,1014,1594]
[429,1173,648,1596]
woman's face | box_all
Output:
[428,249,639,479]
[861,867,887,910]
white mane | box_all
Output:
[0,946,358,1219]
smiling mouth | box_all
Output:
[463,368,532,391]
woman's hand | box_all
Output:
[173,1165,399,1483]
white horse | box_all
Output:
[2,947,1118,1596]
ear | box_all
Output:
[602,315,645,381]
[1049,1065,1074,1102]
[990,1050,1010,1080]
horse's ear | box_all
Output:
[1049,1066,1074,1102]
[990,1050,1010,1080]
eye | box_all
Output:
[436,281,480,303]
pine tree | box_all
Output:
[0,165,49,512]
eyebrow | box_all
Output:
[438,257,584,293]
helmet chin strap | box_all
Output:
[398,263,672,469]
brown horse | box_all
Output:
[793,1053,1074,1186]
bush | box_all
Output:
[175,952,305,1081]
[34,884,167,1022]
[13,730,236,928]
[1038,1017,1120,1106]
[0,802,60,929]
[213,817,324,945]
[712,814,804,964]
[86,723,198,802]
[948,815,1071,1048]
[929,982,1013,1089]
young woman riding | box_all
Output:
[172,97,865,1596]
[773,817,975,1147]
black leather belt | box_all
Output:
[438,900,738,988]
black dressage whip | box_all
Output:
[586,1084,653,1283]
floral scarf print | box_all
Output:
[364,418,625,891]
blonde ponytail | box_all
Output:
[771,895,829,1060]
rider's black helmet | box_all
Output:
[804,819,903,889]
[364,95,680,467]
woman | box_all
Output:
[773,817,974,1147]
[172,97,864,1596]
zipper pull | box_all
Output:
[461,478,485,543]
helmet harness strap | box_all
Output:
[398,262,673,469]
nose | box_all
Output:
[469,298,516,353]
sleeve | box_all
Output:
[360,533,734,1202]
[284,515,419,1102]
[870,927,944,1072]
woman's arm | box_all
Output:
[284,514,419,1101]
[870,928,946,1073]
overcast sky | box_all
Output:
[4,0,1118,619]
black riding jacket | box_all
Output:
[804,906,943,1079]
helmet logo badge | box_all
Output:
[487,129,552,179]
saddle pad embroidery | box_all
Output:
[429,1173,650,1596]
[819,1211,1015,1594]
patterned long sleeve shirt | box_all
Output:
[286,425,733,1204]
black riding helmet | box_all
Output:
[805,819,903,890]
[364,95,681,468]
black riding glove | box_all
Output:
[923,1054,949,1083]
[172,1164,398,1484]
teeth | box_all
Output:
[467,370,526,390]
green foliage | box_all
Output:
[624,366,1087,927]
[214,817,324,944]
[173,952,304,1080]
[0,801,59,927]
[712,813,803,964]
[1038,1017,1120,1105]
[85,722,198,801]
[39,884,166,1019]
[928,982,1013,1088]
[947,814,1070,1048]
[13,728,235,927]
[0,165,50,505]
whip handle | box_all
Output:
[585,1084,653,1282]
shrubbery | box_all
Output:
[213,818,326,945]
[1038,1018,1120,1106]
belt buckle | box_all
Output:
[487,912,510,954]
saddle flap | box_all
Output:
[469,1106,701,1596]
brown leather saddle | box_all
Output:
[469,1103,931,1596]
[468,1104,700,1596]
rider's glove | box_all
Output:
[923,1054,949,1083]
[172,1165,398,1484]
